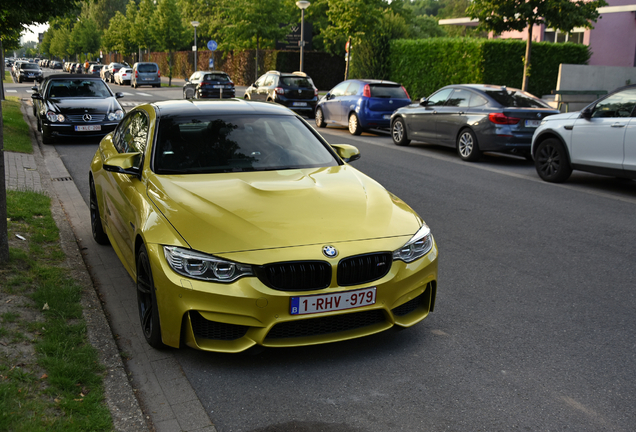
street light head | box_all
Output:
[191,21,200,27]
[296,1,310,10]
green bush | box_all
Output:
[388,38,590,99]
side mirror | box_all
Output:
[580,106,593,119]
[103,152,142,177]
[115,92,124,99]
[31,93,42,100]
[331,144,361,163]
[419,97,428,106]
[184,77,190,83]
[326,93,334,100]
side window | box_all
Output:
[345,82,361,96]
[592,89,636,118]
[255,75,266,86]
[469,93,488,107]
[113,115,133,153]
[331,82,350,97]
[263,75,276,86]
[427,88,453,106]
[446,89,471,107]
[189,72,198,81]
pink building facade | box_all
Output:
[493,1,636,67]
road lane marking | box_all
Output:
[135,92,152,97]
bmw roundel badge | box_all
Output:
[322,245,338,258]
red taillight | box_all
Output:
[401,85,410,100]
[158,69,161,78]
[135,71,138,78]
[363,84,371,98]
[314,88,318,97]
[488,112,520,125]
[275,87,285,95]
[200,82,208,87]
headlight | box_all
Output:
[46,111,65,122]
[392,224,433,263]
[164,246,253,283]
[108,110,124,121]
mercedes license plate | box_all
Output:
[383,115,391,120]
[292,102,308,107]
[74,125,101,132]
[525,120,541,128]
[291,287,376,315]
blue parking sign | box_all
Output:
[207,40,218,51]
[209,58,214,69]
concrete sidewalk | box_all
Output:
[4,100,217,432]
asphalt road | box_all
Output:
[9,74,636,431]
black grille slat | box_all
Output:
[266,309,385,339]
[255,261,331,291]
[190,311,249,341]
[392,293,425,317]
[337,252,392,286]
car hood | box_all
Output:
[542,111,580,122]
[146,165,422,254]
[47,97,119,114]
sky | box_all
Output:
[21,23,49,44]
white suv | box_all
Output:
[531,85,636,183]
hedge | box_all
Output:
[388,38,590,99]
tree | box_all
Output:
[467,0,607,91]
[1,0,87,263]
[132,0,157,61]
[103,11,137,56]
[152,0,188,85]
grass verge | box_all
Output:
[1,102,113,429]
[2,96,34,153]
[3,70,11,84]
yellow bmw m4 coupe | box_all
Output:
[89,99,438,353]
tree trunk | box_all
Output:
[255,35,260,80]
[522,24,533,92]
[345,36,351,81]
[0,38,9,263]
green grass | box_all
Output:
[3,69,11,84]
[2,96,34,153]
[0,192,113,428]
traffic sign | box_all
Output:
[207,40,218,51]
[209,58,214,69]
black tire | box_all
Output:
[348,113,362,136]
[457,128,481,162]
[534,138,572,183]
[392,117,410,146]
[315,108,326,128]
[89,179,110,245]
[41,132,54,145]
[137,245,165,349]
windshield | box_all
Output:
[137,64,157,73]
[21,63,40,70]
[47,79,112,98]
[484,89,550,108]
[154,115,338,174]
[280,77,312,87]
[204,74,230,82]
[369,85,407,98]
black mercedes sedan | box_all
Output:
[390,84,560,161]
[31,74,125,144]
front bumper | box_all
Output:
[42,121,119,139]
[146,239,439,353]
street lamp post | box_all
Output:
[191,21,200,72]
[296,1,310,72]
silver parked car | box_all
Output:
[131,62,161,88]
[531,85,636,183]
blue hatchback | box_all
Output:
[315,79,411,135]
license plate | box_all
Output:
[290,287,376,315]
[74,125,101,132]
[28,74,34,77]
[144,78,153,81]
[213,85,223,88]
[383,115,391,120]
[293,102,308,107]
[525,120,541,128]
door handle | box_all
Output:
[611,123,625,128]
[458,111,465,115]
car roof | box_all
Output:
[45,74,104,80]
[353,79,401,86]
[151,99,297,118]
